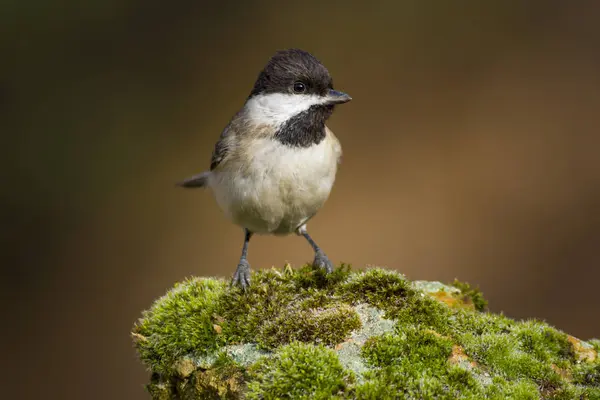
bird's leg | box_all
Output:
[231,228,253,290]
[297,225,333,273]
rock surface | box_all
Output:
[132,265,600,399]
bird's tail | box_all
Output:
[177,171,210,188]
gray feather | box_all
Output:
[210,122,237,171]
[210,136,230,171]
[177,171,210,188]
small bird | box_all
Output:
[178,48,352,289]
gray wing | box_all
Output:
[209,109,247,170]
[210,125,233,171]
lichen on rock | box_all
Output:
[132,265,600,399]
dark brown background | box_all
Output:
[3,1,599,399]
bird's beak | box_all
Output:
[325,89,352,105]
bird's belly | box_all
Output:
[235,178,331,235]
[211,138,339,234]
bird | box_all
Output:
[178,48,352,289]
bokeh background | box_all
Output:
[3,1,600,399]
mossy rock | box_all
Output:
[132,264,600,399]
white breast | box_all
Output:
[210,132,341,234]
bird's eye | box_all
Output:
[293,81,306,93]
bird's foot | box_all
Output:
[312,250,333,274]
[231,259,251,290]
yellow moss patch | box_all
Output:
[190,368,245,398]
[568,335,597,362]
[429,290,476,310]
[449,344,478,369]
[173,358,196,379]
[131,332,148,343]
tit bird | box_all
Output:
[178,48,352,289]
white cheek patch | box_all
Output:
[245,93,328,127]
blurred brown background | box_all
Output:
[2,1,600,399]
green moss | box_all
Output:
[459,331,559,381]
[395,294,455,335]
[356,327,541,399]
[214,265,358,350]
[259,304,361,348]
[147,373,174,400]
[337,268,414,316]
[246,342,354,400]
[514,320,575,364]
[451,308,515,336]
[358,329,465,399]
[483,377,540,400]
[337,268,455,336]
[573,361,600,387]
[215,269,303,346]
[581,388,600,400]
[357,326,563,399]
[132,278,226,374]
[133,264,600,399]
[452,317,581,391]
[291,262,353,290]
[362,328,453,368]
[451,279,489,312]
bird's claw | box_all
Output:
[312,250,333,274]
[231,259,251,290]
